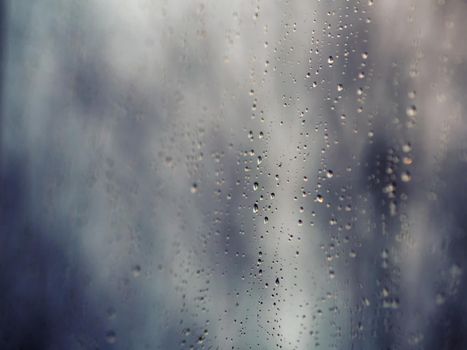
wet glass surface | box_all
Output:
[1,1,467,349]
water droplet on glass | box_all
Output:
[402,143,412,153]
[132,264,141,277]
[406,105,417,117]
[253,203,259,213]
[106,330,117,344]
[316,194,324,203]
[401,171,412,182]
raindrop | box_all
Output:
[132,265,141,277]
[402,143,412,153]
[316,194,324,203]
[406,105,417,117]
[106,330,117,344]
[401,171,412,182]
[253,203,259,213]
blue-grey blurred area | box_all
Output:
[1,0,467,349]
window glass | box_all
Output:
[1,1,467,349]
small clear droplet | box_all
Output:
[106,330,117,344]
[406,105,417,117]
[132,265,141,277]
[316,194,324,203]
[253,203,259,213]
[402,143,412,153]
[401,171,412,182]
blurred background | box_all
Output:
[1,0,467,349]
